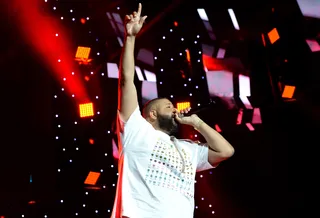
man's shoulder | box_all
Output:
[178,138,201,145]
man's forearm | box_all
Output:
[194,118,234,156]
[120,36,136,81]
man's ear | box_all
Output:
[149,110,157,120]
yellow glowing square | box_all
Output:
[79,103,94,118]
[75,46,91,59]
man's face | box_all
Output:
[156,99,179,135]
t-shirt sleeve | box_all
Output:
[196,142,216,172]
[117,106,149,147]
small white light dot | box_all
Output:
[95,210,98,213]
[101,73,105,76]
[195,206,198,209]
[72,18,75,21]
[188,78,191,81]
[154,57,157,60]
[160,69,164,72]
[103,185,106,188]
[75,213,78,216]
[83,204,86,207]
[194,41,198,44]
[55,33,58,37]
[179,52,182,56]
[58,59,61,62]
[159,81,162,84]
[90,71,94,75]
[71,72,75,75]
[58,169,61,172]
[86,17,90,20]
[107,130,110,134]
[195,85,199,89]
[209,204,212,207]
[100,169,104,172]
[55,114,59,117]
[201,197,204,200]
[70,9,73,13]
[97,111,100,114]
[198,51,202,54]
[158,48,161,51]
[62,148,65,151]
[117,7,120,10]
[184,84,187,87]
[61,88,64,91]
[96,96,99,99]
[54,95,57,98]
[200,174,203,178]
[74,138,77,141]
[197,35,200,38]
[58,125,61,128]
[63,77,66,81]
[112,184,115,186]
[162,36,166,39]
[91,119,94,122]
[55,136,59,140]
[197,59,200,62]
[198,103,201,106]
[53,7,56,10]
[61,17,64,20]
[85,192,88,195]
[76,147,79,150]
[170,58,173,61]
[195,134,198,137]
[69,159,72,163]
[74,121,77,124]
[170,95,173,98]
[111,165,114,168]
[189,93,192,96]
[181,38,184,41]
[105,153,108,156]
[97,52,100,55]
[60,200,64,203]
[212,211,215,214]
[170,29,173,32]
[72,94,75,97]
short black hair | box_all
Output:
[142,97,167,118]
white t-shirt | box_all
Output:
[111,106,215,218]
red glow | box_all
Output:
[202,55,226,71]
[174,21,178,26]
[89,138,95,144]
[80,18,86,24]
[85,76,90,81]
[12,0,89,103]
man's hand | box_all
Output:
[124,3,147,37]
[174,107,202,128]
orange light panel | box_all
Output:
[75,46,91,59]
[185,49,191,62]
[177,102,191,111]
[84,171,100,185]
[268,28,280,44]
[79,102,94,118]
[282,85,295,98]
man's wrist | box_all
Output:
[193,118,204,131]
[125,35,136,41]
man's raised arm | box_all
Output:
[118,3,147,122]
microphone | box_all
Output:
[178,100,215,117]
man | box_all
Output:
[111,3,234,218]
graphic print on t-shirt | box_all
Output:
[145,138,195,198]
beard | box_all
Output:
[157,113,179,135]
